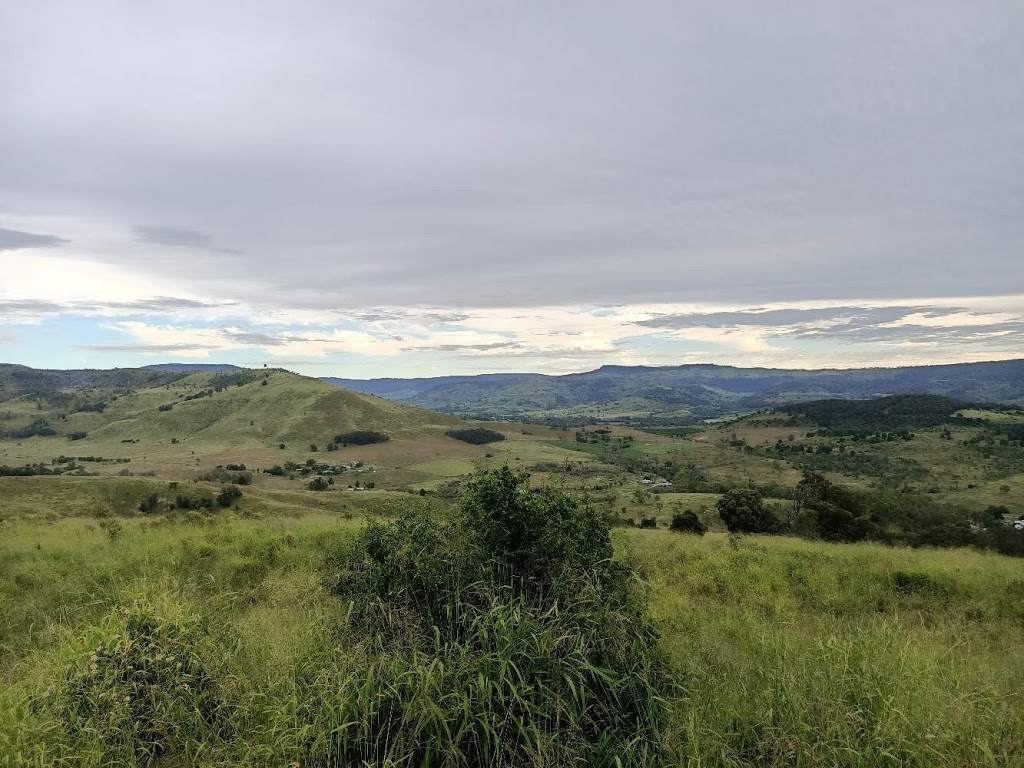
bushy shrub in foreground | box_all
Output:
[47,604,223,764]
[324,466,674,767]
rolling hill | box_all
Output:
[325,358,1024,423]
[0,367,464,461]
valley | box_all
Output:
[1,364,1022,766]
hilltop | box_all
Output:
[324,358,1024,424]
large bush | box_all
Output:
[325,466,673,766]
[332,430,389,446]
[717,488,781,534]
[670,509,707,535]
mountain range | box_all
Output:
[323,359,1024,424]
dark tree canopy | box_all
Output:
[717,489,780,534]
[670,510,707,536]
[445,427,507,445]
[333,430,390,446]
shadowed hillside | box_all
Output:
[325,359,1024,424]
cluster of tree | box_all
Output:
[52,455,130,464]
[182,389,214,402]
[2,419,57,439]
[574,427,615,443]
[1005,425,1024,443]
[749,441,928,483]
[779,394,986,435]
[67,431,88,441]
[0,364,186,403]
[170,495,214,512]
[73,401,107,413]
[0,463,60,477]
[157,403,174,412]
[165,487,242,511]
[445,427,507,445]
[714,472,1024,557]
[307,476,333,491]
[333,430,389,446]
[208,370,265,389]
[198,467,253,485]
[669,509,707,535]
[264,460,352,478]
[216,486,243,507]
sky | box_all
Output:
[1,1,1023,378]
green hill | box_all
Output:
[0,367,464,458]
[0,363,188,402]
[326,358,1024,424]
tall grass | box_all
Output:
[1,496,1023,766]
[635,531,1024,766]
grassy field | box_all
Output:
[6,369,1020,523]
[1,500,1022,767]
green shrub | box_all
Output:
[216,487,242,508]
[49,606,222,764]
[670,510,707,535]
[890,570,954,597]
[324,466,673,766]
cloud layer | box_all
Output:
[1,2,1022,375]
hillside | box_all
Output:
[0,367,467,486]
[0,363,189,401]
[325,358,1024,423]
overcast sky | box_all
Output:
[2,1,1022,377]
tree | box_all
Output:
[216,487,242,508]
[669,509,707,536]
[460,465,613,587]
[717,488,779,534]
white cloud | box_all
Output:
[56,293,1019,374]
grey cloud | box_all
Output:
[133,226,240,254]
[0,297,236,316]
[789,320,1024,346]
[1,1,1022,310]
[341,310,473,325]
[220,329,289,346]
[408,341,521,352]
[74,343,221,352]
[0,227,69,250]
[637,304,1024,349]
[636,306,944,330]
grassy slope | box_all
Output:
[676,410,1024,514]
[0,370,472,487]
[1,511,1021,766]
